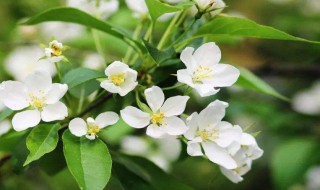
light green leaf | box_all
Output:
[271,138,320,190]
[62,67,105,89]
[63,130,112,190]
[236,67,289,101]
[194,15,320,44]
[0,108,13,121]
[22,7,146,52]
[24,123,61,166]
[145,0,183,21]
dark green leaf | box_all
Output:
[0,108,13,121]
[144,41,175,65]
[63,130,112,190]
[236,67,289,101]
[0,131,26,152]
[24,123,61,166]
[194,15,320,44]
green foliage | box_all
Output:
[62,130,112,190]
[195,15,320,44]
[0,108,13,121]
[271,138,320,190]
[144,41,175,65]
[236,67,288,101]
[24,123,61,166]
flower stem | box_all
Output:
[162,83,186,91]
[169,18,197,48]
[124,23,144,64]
[92,29,107,66]
[54,62,62,81]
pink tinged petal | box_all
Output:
[162,116,188,136]
[145,86,164,112]
[41,102,68,122]
[177,69,194,87]
[120,106,150,128]
[202,141,237,169]
[194,84,220,97]
[25,71,52,94]
[160,96,189,117]
[146,124,166,138]
[193,42,221,67]
[220,166,244,183]
[45,84,68,104]
[184,112,199,140]
[180,47,196,69]
[0,81,28,110]
[105,61,129,76]
[69,118,87,137]
[209,64,240,87]
[119,80,138,96]
[100,81,121,94]
[197,100,228,130]
[216,122,242,148]
[12,110,41,132]
[95,112,119,129]
[187,138,203,156]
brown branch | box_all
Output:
[0,155,12,167]
[77,93,113,118]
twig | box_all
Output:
[77,93,112,117]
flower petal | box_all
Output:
[120,106,150,128]
[95,111,119,129]
[193,42,221,67]
[105,61,129,76]
[194,84,220,97]
[41,102,68,122]
[45,83,68,104]
[197,100,228,130]
[180,47,196,69]
[146,124,166,138]
[202,141,237,169]
[145,86,164,112]
[160,96,189,117]
[0,120,11,136]
[25,71,52,94]
[208,64,240,87]
[0,81,29,110]
[220,166,244,183]
[12,110,41,131]
[184,112,199,140]
[177,69,194,87]
[119,80,138,96]
[216,122,242,148]
[162,116,188,135]
[187,138,203,156]
[69,118,87,137]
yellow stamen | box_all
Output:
[110,73,125,86]
[198,129,219,141]
[192,66,213,83]
[50,44,62,56]
[28,94,46,111]
[87,124,100,136]
[151,112,165,126]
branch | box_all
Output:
[77,93,112,117]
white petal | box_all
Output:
[100,80,121,94]
[69,118,87,137]
[145,86,164,112]
[125,0,148,16]
[193,42,221,67]
[0,81,28,110]
[25,71,52,94]
[120,106,150,128]
[180,47,196,69]
[125,69,138,82]
[86,134,96,140]
[220,166,244,183]
[12,110,41,131]
[187,138,203,156]
[177,69,194,87]
[146,124,166,138]
[194,84,220,97]
[197,100,228,130]
[160,96,189,117]
[95,112,119,129]
[105,61,129,76]
[202,141,237,169]
[119,80,138,96]
[216,122,242,148]
[240,132,257,146]
[45,84,68,104]
[208,64,240,87]
[184,112,199,140]
[162,116,187,136]
[0,120,11,136]
[41,102,68,122]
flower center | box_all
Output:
[151,112,165,126]
[198,129,219,141]
[28,94,46,111]
[110,73,125,86]
[50,44,62,56]
[87,123,100,136]
[192,65,213,83]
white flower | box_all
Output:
[195,0,216,10]
[121,86,189,138]
[177,42,240,97]
[209,0,226,16]
[184,100,242,169]
[292,81,320,115]
[67,0,119,19]
[100,61,138,96]
[125,0,149,19]
[0,120,11,137]
[38,22,85,41]
[306,166,320,190]
[44,40,64,63]
[5,46,56,81]
[69,112,119,140]
[83,53,105,70]
[0,71,68,131]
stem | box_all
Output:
[54,62,62,81]
[169,18,197,48]
[124,23,144,64]
[157,12,182,50]
[162,83,186,91]
[78,93,112,117]
[77,87,85,115]
[92,29,106,66]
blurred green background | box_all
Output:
[0,0,320,190]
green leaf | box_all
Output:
[144,41,175,65]
[24,123,61,166]
[0,131,26,152]
[236,67,289,101]
[63,130,112,190]
[145,0,182,21]
[194,15,320,44]
[271,138,320,190]
[62,67,105,89]
[0,108,13,121]
[22,7,146,52]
